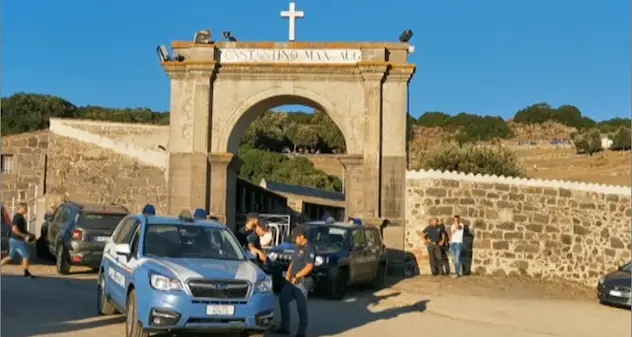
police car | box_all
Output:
[96,210,275,337]
[264,220,387,300]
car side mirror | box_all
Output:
[245,250,257,262]
[115,244,131,256]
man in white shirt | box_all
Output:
[449,215,465,277]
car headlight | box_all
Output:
[255,275,273,293]
[268,252,278,262]
[314,256,325,267]
[149,272,183,291]
[599,276,605,285]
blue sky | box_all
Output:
[2,0,630,120]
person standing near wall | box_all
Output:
[449,215,465,277]
[438,220,451,275]
[423,218,446,276]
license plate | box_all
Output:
[92,236,109,242]
[206,305,235,316]
[609,290,623,297]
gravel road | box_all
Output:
[1,265,629,337]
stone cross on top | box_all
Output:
[280,2,304,42]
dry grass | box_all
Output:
[515,147,631,186]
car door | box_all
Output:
[46,205,65,249]
[363,228,382,278]
[50,206,72,252]
[348,228,370,283]
[105,218,139,307]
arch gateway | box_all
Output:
[160,39,415,245]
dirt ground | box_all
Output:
[514,147,630,186]
[390,273,596,302]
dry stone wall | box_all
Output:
[406,169,631,286]
[45,133,168,214]
[1,131,48,204]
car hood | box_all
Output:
[150,258,262,283]
[604,270,632,287]
[269,242,342,256]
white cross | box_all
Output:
[280,2,304,42]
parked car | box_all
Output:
[97,210,274,337]
[37,201,128,274]
[264,220,388,300]
[597,261,631,308]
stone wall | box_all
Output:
[45,133,168,214]
[1,131,48,204]
[405,169,631,286]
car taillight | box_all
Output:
[71,230,83,241]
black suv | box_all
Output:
[263,221,388,300]
[36,201,128,274]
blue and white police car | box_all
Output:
[96,210,275,337]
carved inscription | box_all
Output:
[219,48,362,64]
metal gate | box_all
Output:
[235,213,292,248]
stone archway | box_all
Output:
[161,41,415,238]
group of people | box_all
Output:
[422,215,470,277]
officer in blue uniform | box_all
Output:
[273,226,314,337]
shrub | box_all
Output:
[421,142,526,177]
[572,128,603,155]
[611,126,631,151]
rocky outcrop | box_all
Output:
[405,169,631,286]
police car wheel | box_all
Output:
[326,269,348,300]
[125,290,149,337]
[97,273,117,315]
[55,245,70,275]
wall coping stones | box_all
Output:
[407,169,631,196]
[49,117,169,131]
[49,118,168,169]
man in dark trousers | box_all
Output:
[0,203,36,278]
[273,226,314,337]
[438,220,451,275]
[423,218,446,276]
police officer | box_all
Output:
[273,226,314,337]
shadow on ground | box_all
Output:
[1,274,123,337]
[2,270,427,337]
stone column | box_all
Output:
[359,63,387,219]
[338,155,364,219]
[380,65,415,252]
[162,62,217,215]
[208,153,241,230]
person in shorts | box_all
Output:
[0,203,36,278]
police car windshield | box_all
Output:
[143,223,245,261]
[287,225,347,247]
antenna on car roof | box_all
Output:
[178,209,194,222]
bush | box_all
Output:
[611,126,631,151]
[421,142,526,177]
[415,112,513,144]
[572,128,603,155]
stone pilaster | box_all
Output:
[380,65,415,252]
[208,153,241,230]
[162,62,218,215]
[359,63,387,219]
[338,155,364,219]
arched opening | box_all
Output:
[226,95,348,223]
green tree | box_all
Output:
[286,123,319,152]
[552,105,585,129]
[415,111,451,127]
[572,128,603,156]
[420,142,526,177]
[611,127,632,151]
[1,93,77,135]
[513,103,555,124]
[312,111,345,152]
